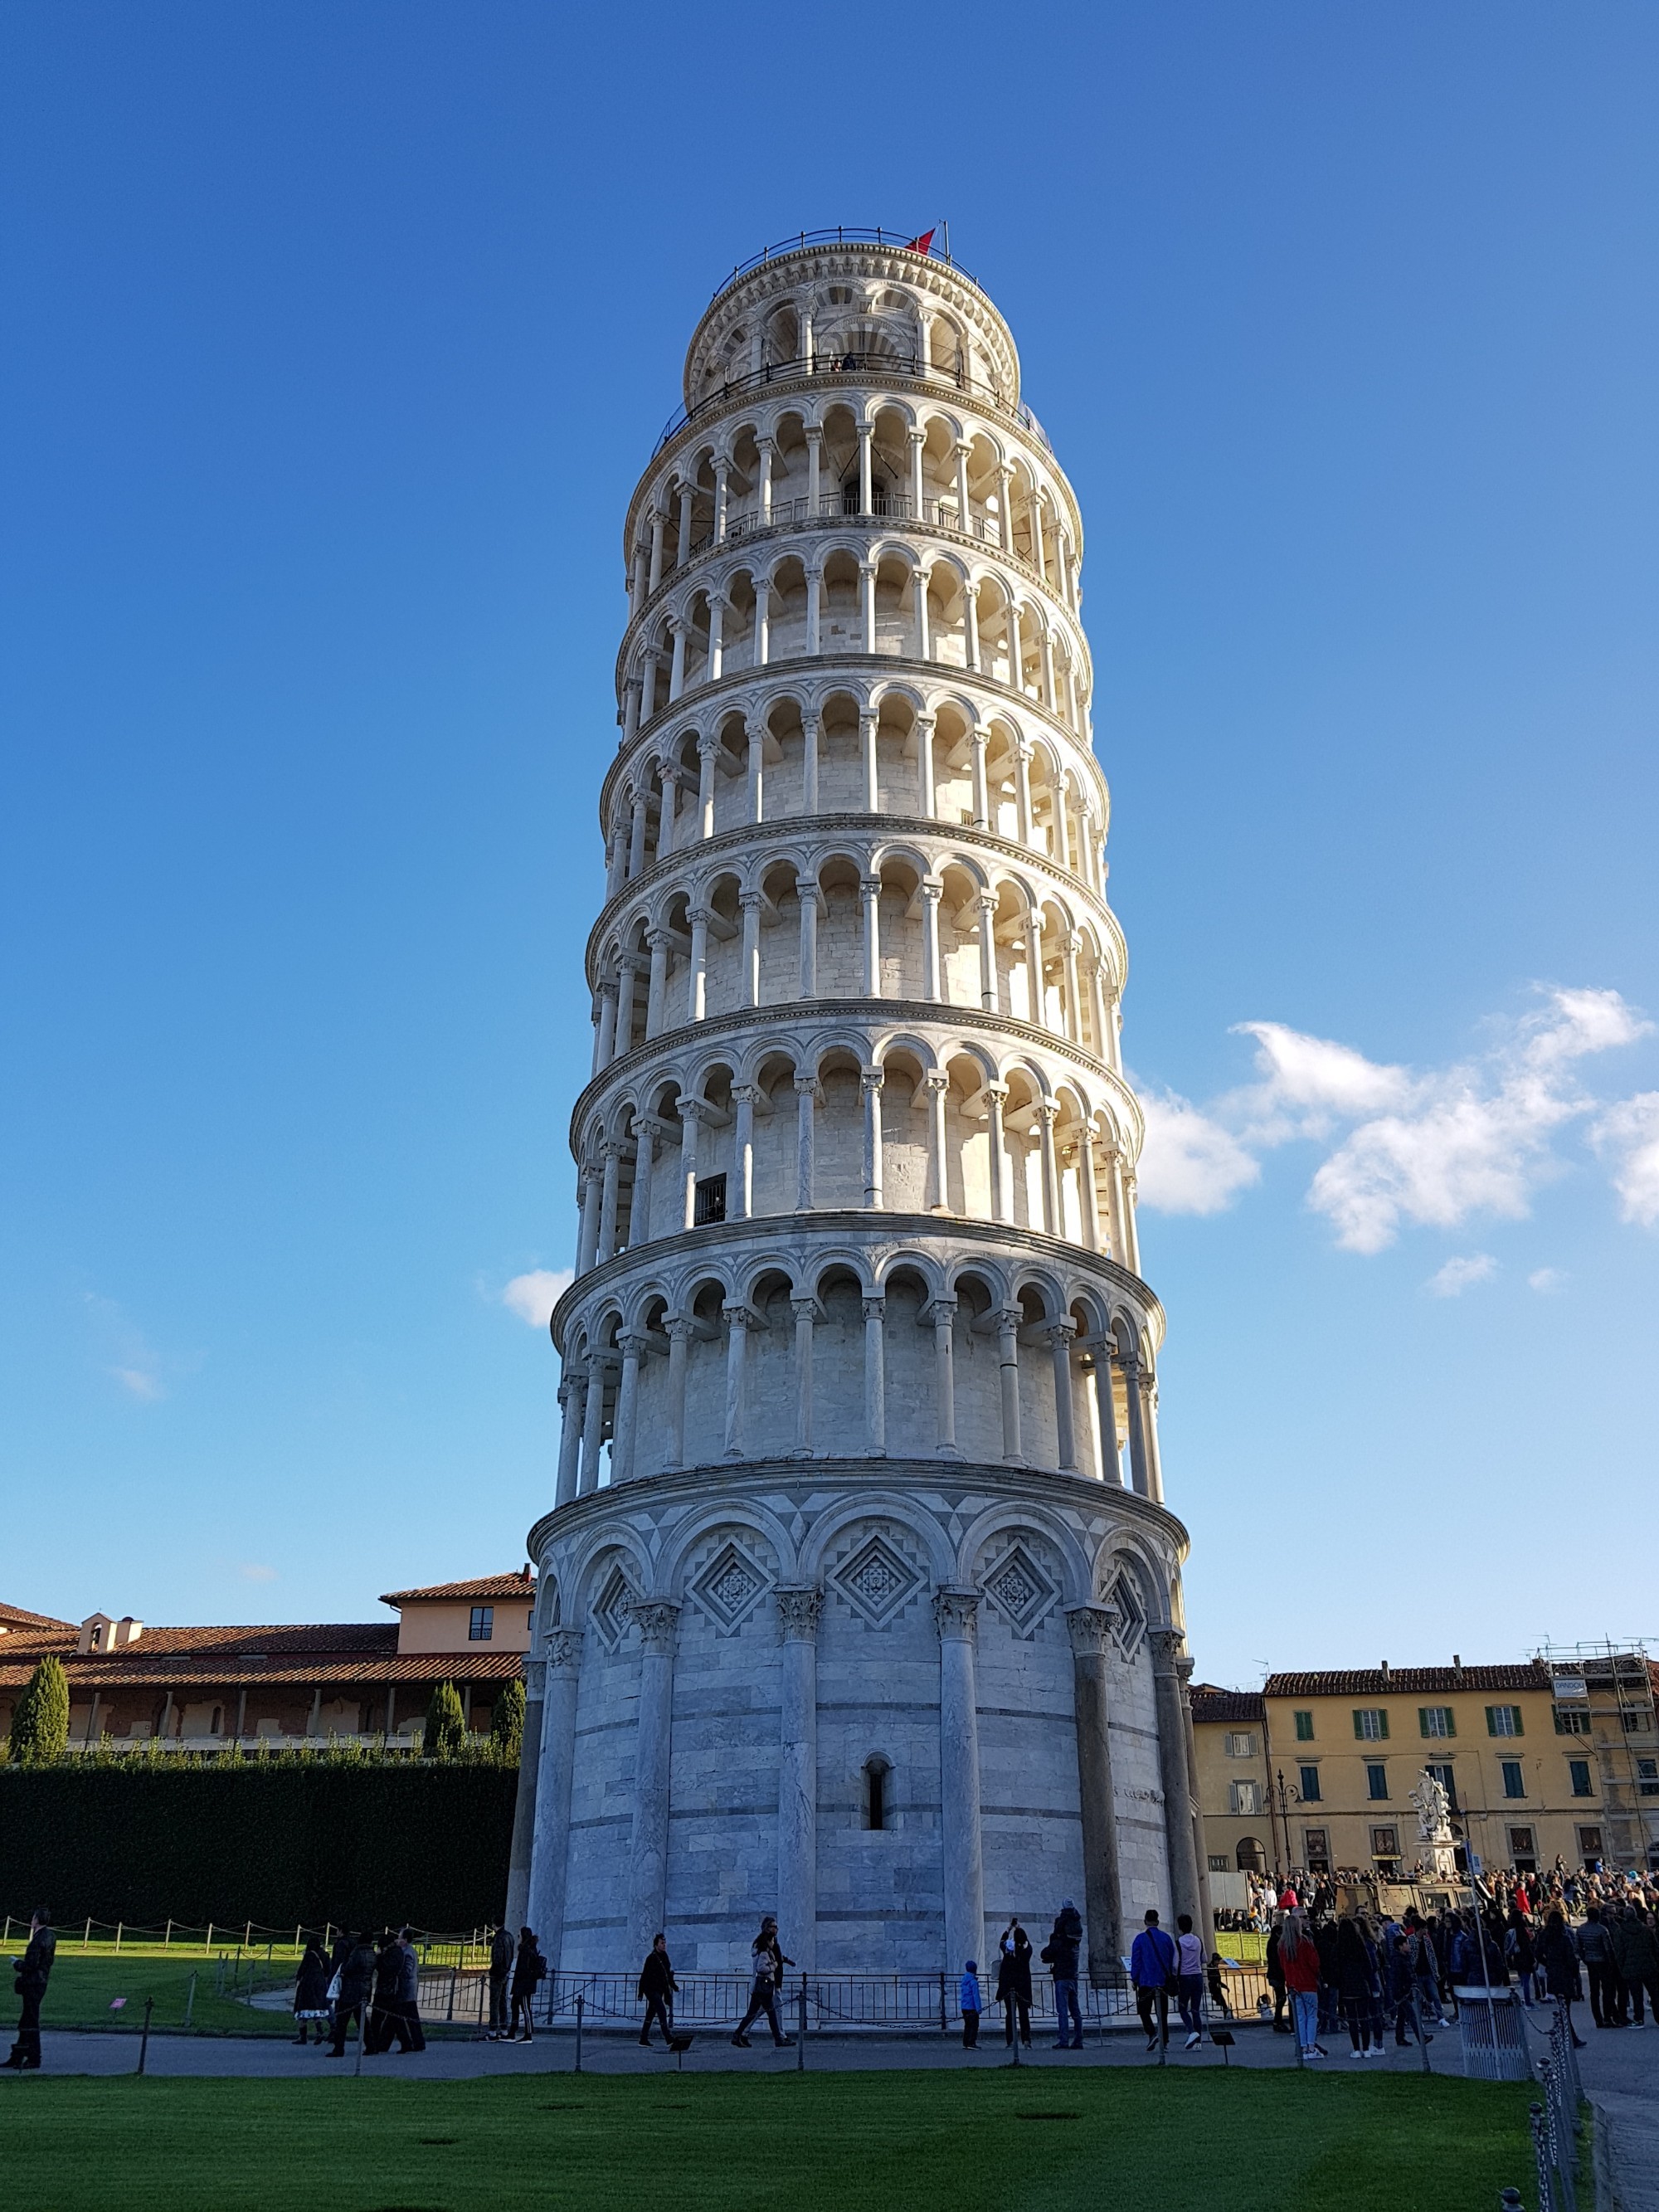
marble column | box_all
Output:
[577,1352,610,1496]
[791,1296,816,1455]
[625,1602,680,1960]
[1122,1349,1151,1498]
[612,1333,647,1482]
[794,1074,819,1209]
[863,1295,886,1454]
[1090,1341,1122,1486]
[1065,1605,1125,1985]
[1048,1319,1078,1473]
[776,1586,823,1970]
[665,1316,692,1467]
[995,1307,1024,1463]
[935,1589,985,1980]
[504,1654,546,1932]
[929,1296,960,1456]
[554,1371,585,1509]
[527,1629,584,1966]
[722,1303,752,1458]
[1151,1629,1204,1929]
[732,1084,759,1219]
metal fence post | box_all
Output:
[183,1971,197,2028]
[575,1990,584,2074]
[798,1980,806,2070]
[136,1996,153,2076]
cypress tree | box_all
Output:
[11,1654,71,1764]
[489,1677,525,1764]
[423,1680,467,1761]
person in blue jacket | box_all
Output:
[1130,1908,1178,2052]
[959,1959,982,2048]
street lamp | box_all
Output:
[1269,1766,1303,1888]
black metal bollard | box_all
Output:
[135,1997,154,2076]
[574,1991,584,2075]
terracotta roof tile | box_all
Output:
[0,1602,76,1632]
[0,1649,526,1692]
[1190,1685,1265,1724]
[1263,1664,1550,1698]
[380,1572,536,1605]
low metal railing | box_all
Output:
[708,229,981,305]
[684,494,1014,565]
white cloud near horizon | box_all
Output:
[1136,986,1654,1253]
[1425,1254,1496,1297]
[501,1268,573,1328]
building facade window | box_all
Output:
[1370,1825,1399,1859]
[863,1755,891,1831]
[469,1605,494,1642]
[1501,1760,1526,1800]
[1578,1824,1604,1860]
[1418,1706,1455,1738]
[1208,1854,1229,1873]
[1365,1762,1389,1801]
[1298,1764,1321,1802]
[1293,1711,1315,1742]
[1352,1709,1389,1742]
[1637,1757,1659,1798]
[1509,1826,1537,1869]
[1231,1780,1262,1816]
[1486,1705,1523,1737]
[1226,1732,1257,1758]
[1424,1761,1458,1811]
[1303,1827,1330,1871]
[1554,1706,1592,1736]
[1569,1759,1594,1799]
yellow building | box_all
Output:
[1193,1655,1659,1882]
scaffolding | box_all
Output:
[1535,1640,1659,1869]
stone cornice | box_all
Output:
[586,811,1125,989]
[548,1208,1164,1352]
[524,1453,1189,1586]
[568,996,1141,1153]
[602,661,1111,841]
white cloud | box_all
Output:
[1135,987,1652,1250]
[1134,1088,1261,1215]
[502,1269,573,1328]
[1528,1267,1566,1294]
[1591,1092,1659,1226]
[1425,1254,1496,1297]
[112,1365,164,1401]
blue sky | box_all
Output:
[4,4,1655,1683]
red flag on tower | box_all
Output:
[903,227,936,255]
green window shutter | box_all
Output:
[1353,1711,1365,1739]
[1380,1709,1389,1738]
[1294,1710,1314,1742]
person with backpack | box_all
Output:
[637,1932,679,2048]
[509,1926,546,2044]
[1041,1901,1084,2050]
[1130,1908,1177,2053]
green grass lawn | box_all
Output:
[0,2068,1536,2212]
[17,1955,293,2035]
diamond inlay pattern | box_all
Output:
[690,1539,772,1634]
[983,1542,1057,1639]
[830,1533,922,1629]
[591,1564,636,1651]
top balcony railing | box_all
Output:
[707,227,982,304]
[655,348,1049,458]
[684,490,1013,563]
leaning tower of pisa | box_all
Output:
[509,232,1208,1985]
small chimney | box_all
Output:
[1379,1659,1390,1683]
[1452,1653,1464,1683]
[114,1617,143,1647]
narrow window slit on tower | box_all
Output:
[864,1755,890,1831]
[693,1172,727,1225]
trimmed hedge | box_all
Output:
[0,1761,517,1929]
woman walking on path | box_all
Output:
[292,1933,331,2045]
[995,1920,1034,2049]
[638,1934,678,2048]
[731,1917,795,2049]
[509,1927,546,2044]
[326,1933,377,2057]
[1537,1910,1587,2049]
[1279,1911,1326,2059]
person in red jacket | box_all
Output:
[1278,1911,1326,2059]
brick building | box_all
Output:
[0,1572,534,1753]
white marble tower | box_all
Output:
[508,231,1207,1981]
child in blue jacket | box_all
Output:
[960,1960,983,2048]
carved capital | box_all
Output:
[793,1073,822,1099]
[1148,1626,1185,1673]
[1065,1603,1120,1659]
[630,1601,680,1654]
[776,1586,824,1640]
[544,1628,585,1674]
[520,1657,547,1699]
[934,1586,980,1643]
[1046,1318,1078,1349]
[617,1332,651,1361]
[861,1296,886,1323]
[860,1066,885,1094]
